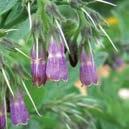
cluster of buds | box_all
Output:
[0,90,29,129]
[31,35,98,87]
[31,36,68,86]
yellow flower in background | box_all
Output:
[106,17,119,25]
[74,80,87,96]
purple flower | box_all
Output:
[115,58,123,66]
[10,91,29,126]
[112,57,124,69]
[31,43,47,86]
[46,37,68,81]
[0,104,6,129]
[80,49,98,86]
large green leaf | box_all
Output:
[0,0,17,16]
[94,51,108,67]
[6,19,30,42]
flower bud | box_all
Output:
[80,49,98,86]
[68,42,78,67]
[31,42,47,86]
[10,91,29,125]
[46,37,68,81]
[0,103,6,129]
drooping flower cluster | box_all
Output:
[31,36,98,87]
[31,36,68,86]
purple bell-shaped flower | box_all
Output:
[46,37,68,81]
[0,103,6,129]
[31,42,47,86]
[80,49,98,86]
[10,91,29,125]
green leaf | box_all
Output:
[94,51,108,67]
[4,1,25,26]
[6,19,30,42]
[0,0,17,16]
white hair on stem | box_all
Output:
[27,2,32,30]
[22,80,42,117]
[66,123,71,129]
[35,37,39,78]
[95,0,116,6]
[88,41,95,68]
[99,24,118,52]
[15,48,30,59]
[2,68,14,96]
[81,8,98,31]
[96,38,105,48]
[55,19,70,53]
[0,29,18,33]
